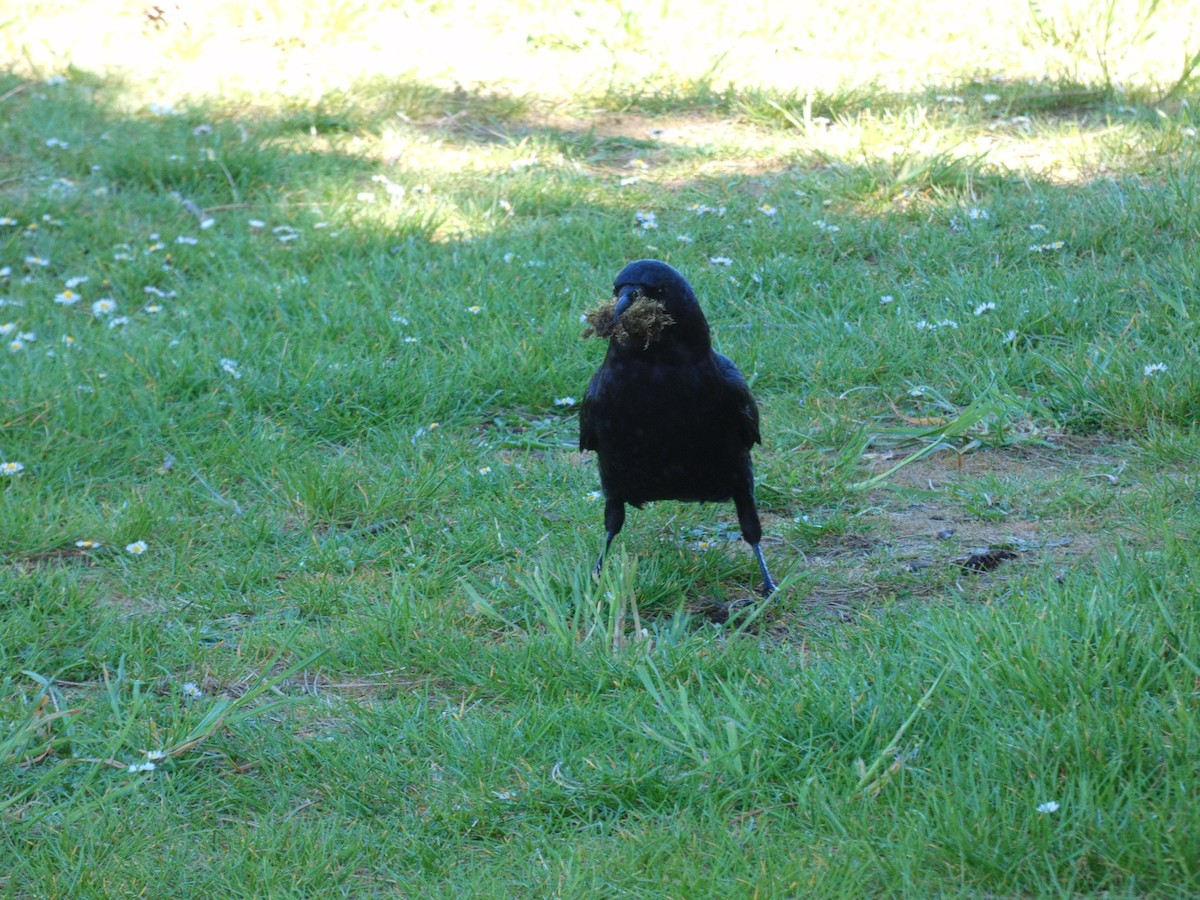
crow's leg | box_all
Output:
[734,490,777,598]
[593,497,626,577]
[751,542,777,597]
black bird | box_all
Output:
[579,259,777,600]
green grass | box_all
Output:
[3,0,1200,895]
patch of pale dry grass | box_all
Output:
[10,0,1199,111]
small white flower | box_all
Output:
[1028,223,1048,233]
[880,295,895,305]
[1,461,25,475]
[1143,362,1168,377]
[220,358,242,378]
[709,256,733,266]
[92,298,117,316]
[974,302,996,316]
[0,322,14,335]
[75,539,101,548]
[982,93,1001,104]
[182,682,203,699]
[586,490,603,501]
[8,339,24,352]
[1036,801,1060,814]
[107,316,129,329]
[146,749,166,761]
[248,219,265,230]
[467,305,482,315]
[967,208,989,220]
[915,319,958,332]
[357,192,377,203]
[758,204,778,217]
[478,466,492,475]
[176,235,199,245]
[128,761,157,773]
[634,210,658,230]
[125,540,147,555]
[64,275,88,288]
[813,219,840,233]
[45,137,69,149]
[554,397,576,406]
[1029,241,1065,252]
[24,255,50,267]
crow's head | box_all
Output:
[610,259,710,351]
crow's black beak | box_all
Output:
[613,285,638,322]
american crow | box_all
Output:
[580,259,777,601]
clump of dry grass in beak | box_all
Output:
[581,293,675,349]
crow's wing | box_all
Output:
[715,353,761,448]
[579,367,603,451]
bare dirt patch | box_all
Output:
[772,439,1132,620]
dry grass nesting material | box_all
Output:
[581,296,675,348]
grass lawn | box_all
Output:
[3,1,1200,895]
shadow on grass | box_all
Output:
[3,65,1200,420]
[2,65,1200,553]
